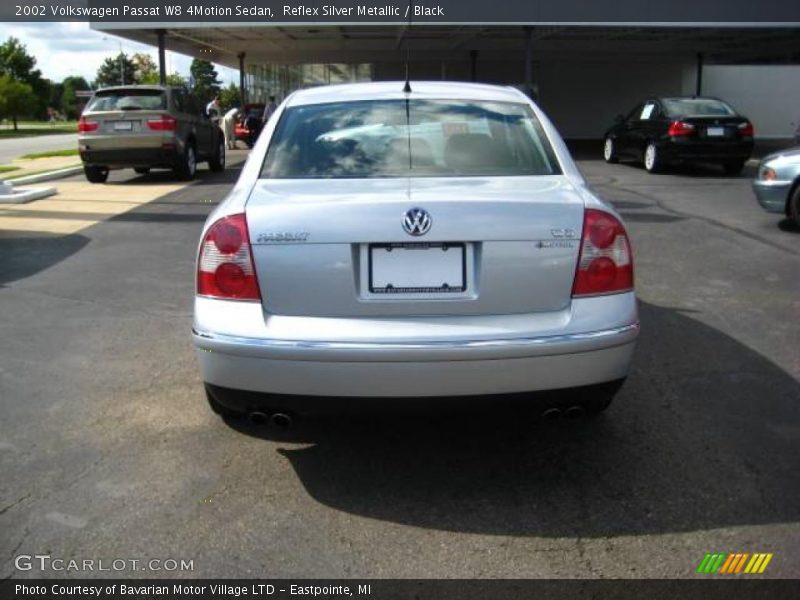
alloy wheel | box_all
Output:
[644,144,657,172]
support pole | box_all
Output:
[524,26,534,91]
[470,50,478,82]
[695,52,704,97]
[157,29,166,86]
[238,52,246,105]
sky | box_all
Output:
[0,22,238,86]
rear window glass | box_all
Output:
[261,99,561,179]
[662,98,736,118]
[87,90,166,112]
[246,106,264,118]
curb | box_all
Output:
[8,165,82,185]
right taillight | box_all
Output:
[572,209,634,297]
[78,116,99,133]
[738,121,754,137]
[667,120,695,137]
[197,213,261,301]
[146,115,177,131]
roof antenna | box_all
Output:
[403,0,413,93]
[402,0,414,169]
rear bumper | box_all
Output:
[660,139,753,162]
[79,146,180,168]
[204,378,628,415]
[192,292,638,398]
[752,180,791,214]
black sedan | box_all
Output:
[603,97,754,175]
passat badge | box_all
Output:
[256,232,309,243]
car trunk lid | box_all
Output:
[80,89,170,148]
[679,116,750,141]
[245,176,584,318]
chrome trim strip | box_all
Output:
[192,322,639,352]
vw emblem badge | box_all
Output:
[402,207,432,236]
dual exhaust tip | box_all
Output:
[247,411,293,429]
[541,405,585,420]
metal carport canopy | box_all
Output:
[92,23,800,68]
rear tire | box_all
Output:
[603,137,619,163]
[174,143,197,181]
[643,143,661,173]
[134,167,150,175]
[84,165,109,184]
[788,185,800,228]
[723,160,745,176]
[208,137,225,172]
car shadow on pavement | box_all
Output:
[103,167,243,186]
[615,160,757,179]
[0,232,90,286]
[228,300,800,538]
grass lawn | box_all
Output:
[0,122,77,137]
[0,165,20,175]
[20,148,80,159]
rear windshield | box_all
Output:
[87,90,166,112]
[261,99,561,178]
[662,98,736,118]
[246,106,264,118]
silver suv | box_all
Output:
[78,85,225,183]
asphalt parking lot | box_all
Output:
[1,153,798,579]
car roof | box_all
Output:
[94,85,175,92]
[285,81,528,107]
[659,96,728,103]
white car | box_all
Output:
[192,81,638,425]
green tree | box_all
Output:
[0,74,35,129]
[218,82,241,111]
[139,68,187,88]
[0,37,49,118]
[189,59,221,102]
[49,81,64,113]
[60,76,90,119]
[132,53,158,84]
[95,52,136,88]
[0,37,40,82]
[165,72,187,87]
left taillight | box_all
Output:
[197,213,261,301]
[146,115,177,131]
[78,116,99,133]
[667,120,695,137]
[572,209,634,297]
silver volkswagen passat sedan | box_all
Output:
[193,82,638,422]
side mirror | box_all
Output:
[614,114,625,124]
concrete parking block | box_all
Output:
[0,185,56,204]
